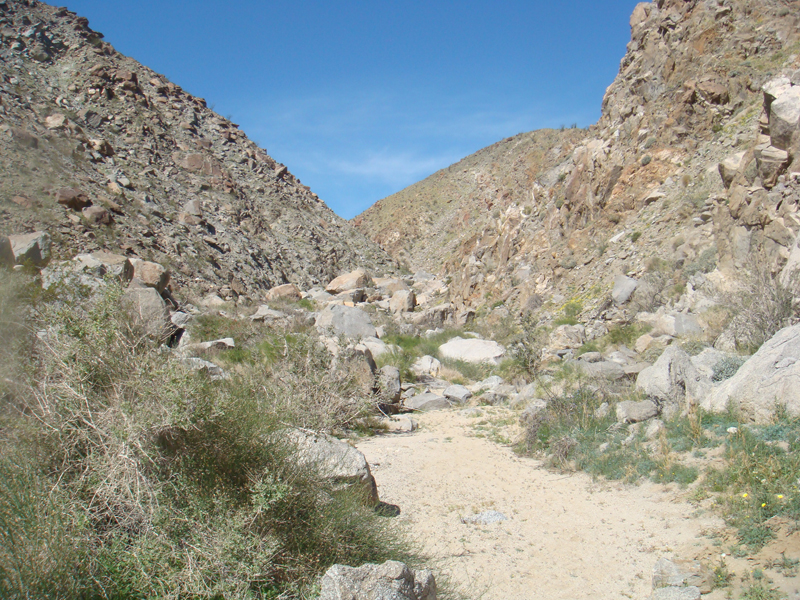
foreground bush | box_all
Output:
[0,275,411,599]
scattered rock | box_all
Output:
[389,289,416,312]
[81,205,112,225]
[122,286,169,340]
[179,357,229,380]
[318,560,436,600]
[636,346,711,417]
[129,258,170,293]
[648,587,700,600]
[265,283,301,302]
[55,187,90,210]
[652,557,712,593]
[378,366,402,404]
[8,231,51,266]
[0,236,14,268]
[73,251,133,282]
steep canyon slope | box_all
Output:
[0,0,395,301]
[356,0,800,313]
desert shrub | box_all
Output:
[684,247,717,277]
[712,355,748,382]
[724,253,800,353]
[0,281,412,599]
[508,314,549,378]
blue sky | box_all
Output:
[63,1,640,218]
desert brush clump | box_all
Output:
[0,273,412,599]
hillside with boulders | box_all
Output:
[3,1,800,600]
[356,0,800,318]
[0,0,395,303]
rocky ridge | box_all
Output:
[356,0,800,318]
[0,0,396,303]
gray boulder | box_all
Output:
[612,274,638,304]
[576,359,626,381]
[290,430,379,504]
[702,323,800,422]
[410,355,442,378]
[316,304,377,339]
[549,324,585,350]
[616,399,659,423]
[123,286,169,340]
[636,346,712,417]
[8,231,51,266]
[378,366,402,404]
[404,392,450,412]
[443,385,472,404]
[319,560,436,600]
[438,337,505,365]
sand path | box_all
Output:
[357,407,726,600]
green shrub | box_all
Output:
[0,281,413,599]
[712,355,748,382]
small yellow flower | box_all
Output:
[742,493,748,498]
[761,503,766,507]
[777,494,784,499]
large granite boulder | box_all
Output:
[289,430,379,504]
[326,268,372,294]
[636,346,712,417]
[438,337,505,365]
[8,231,51,266]
[702,323,800,422]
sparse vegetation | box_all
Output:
[0,274,413,599]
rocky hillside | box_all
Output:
[0,0,395,302]
[356,0,800,314]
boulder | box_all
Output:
[384,416,418,433]
[549,324,585,350]
[290,430,379,504]
[342,344,377,396]
[265,283,301,302]
[636,346,712,416]
[319,560,436,600]
[718,151,746,188]
[438,337,506,365]
[123,286,169,339]
[129,258,170,293]
[443,385,472,404]
[578,360,626,381]
[8,231,51,266]
[763,77,800,155]
[44,113,67,129]
[702,323,800,422]
[404,392,450,412]
[410,355,442,378]
[0,236,15,268]
[389,289,416,313]
[180,338,235,355]
[55,187,90,210]
[612,274,638,305]
[755,145,790,188]
[637,311,701,337]
[73,251,133,282]
[361,337,394,359]
[616,399,659,423]
[315,304,377,339]
[378,366,402,404]
[326,268,372,294]
[82,205,112,225]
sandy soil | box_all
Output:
[357,407,731,600]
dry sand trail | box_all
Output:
[357,407,727,600]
